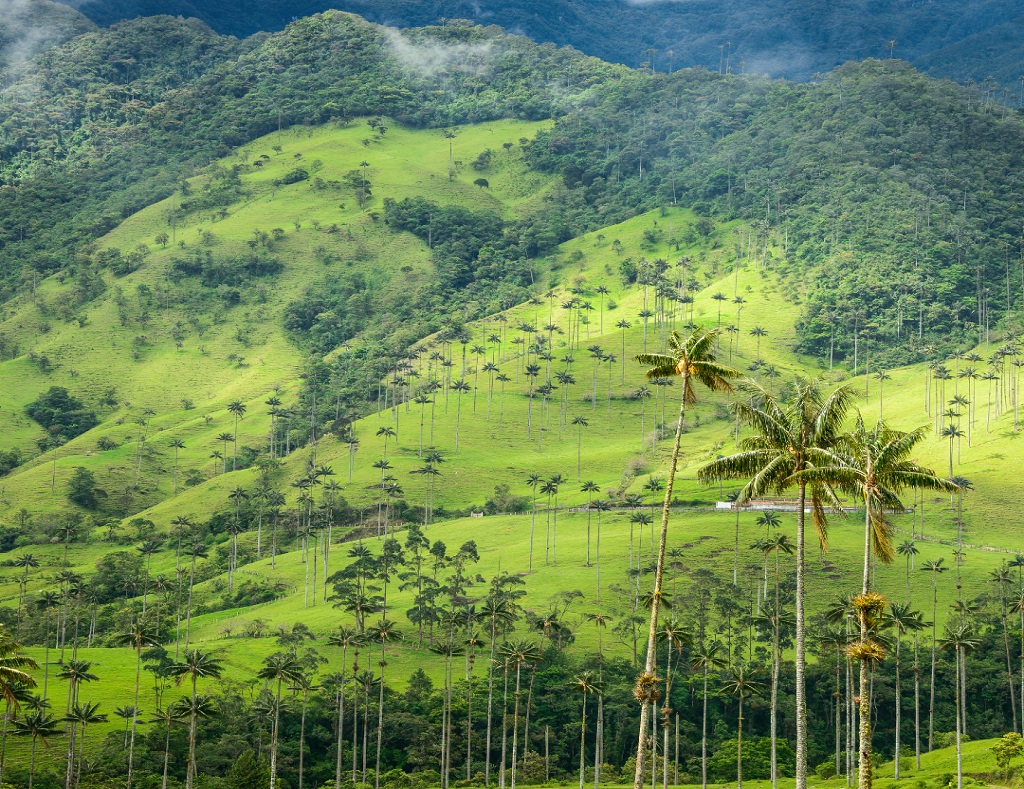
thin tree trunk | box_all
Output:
[795,483,808,789]
[633,375,690,789]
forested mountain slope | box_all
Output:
[2,11,1024,789]
[52,0,1024,84]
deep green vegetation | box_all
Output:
[2,8,1024,789]
[53,0,1024,84]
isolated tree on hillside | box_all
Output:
[169,438,185,495]
[632,327,735,789]
[227,401,246,470]
[13,709,60,789]
[573,670,602,789]
[258,653,304,789]
[921,557,948,750]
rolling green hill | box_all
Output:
[1,10,1024,789]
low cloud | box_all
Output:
[382,27,495,79]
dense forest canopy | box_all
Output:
[39,0,1024,84]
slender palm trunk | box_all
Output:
[269,677,282,789]
[858,501,872,789]
[795,483,808,789]
[633,374,690,789]
[579,695,587,789]
[955,647,963,789]
[894,637,902,778]
[127,644,143,789]
[737,694,744,789]
[701,668,709,789]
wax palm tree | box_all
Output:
[502,639,542,789]
[721,665,766,789]
[700,379,854,789]
[169,650,223,789]
[691,641,726,789]
[227,400,246,470]
[750,327,767,360]
[369,618,403,789]
[169,438,186,496]
[920,558,948,750]
[939,623,980,789]
[119,621,159,789]
[581,481,600,566]
[631,327,735,789]
[215,433,233,474]
[13,709,60,789]
[326,627,361,789]
[574,670,603,789]
[617,320,632,383]
[150,704,188,789]
[571,416,590,480]
[896,541,919,603]
[592,500,611,603]
[258,653,304,789]
[884,603,927,779]
[67,701,106,788]
[183,540,207,648]
[14,555,39,637]
[801,417,957,789]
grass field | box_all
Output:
[0,117,1022,772]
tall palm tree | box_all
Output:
[691,642,726,789]
[526,474,541,572]
[370,618,403,789]
[502,639,542,789]
[169,438,186,495]
[573,671,603,789]
[258,652,305,789]
[14,555,39,638]
[169,650,223,789]
[327,627,361,789]
[12,709,60,789]
[227,400,247,470]
[183,540,208,648]
[581,482,600,566]
[920,558,948,751]
[632,327,736,789]
[700,379,854,789]
[150,704,188,789]
[215,433,233,474]
[119,622,159,789]
[801,417,957,789]
[721,665,765,789]
[572,416,590,481]
[939,623,980,789]
[884,603,927,779]
[67,701,106,788]
[896,541,919,603]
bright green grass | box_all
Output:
[1,117,1023,768]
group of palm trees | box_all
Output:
[630,325,958,789]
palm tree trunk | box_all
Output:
[955,647,963,789]
[633,374,690,789]
[335,661,346,789]
[701,669,709,789]
[127,643,143,789]
[270,677,282,789]
[162,715,172,789]
[299,692,308,789]
[795,483,808,789]
[375,647,386,789]
[858,498,873,789]
[737,695,744,789]
[914,636,922,769]
[579,695,587,789]
[894,639,901,778]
